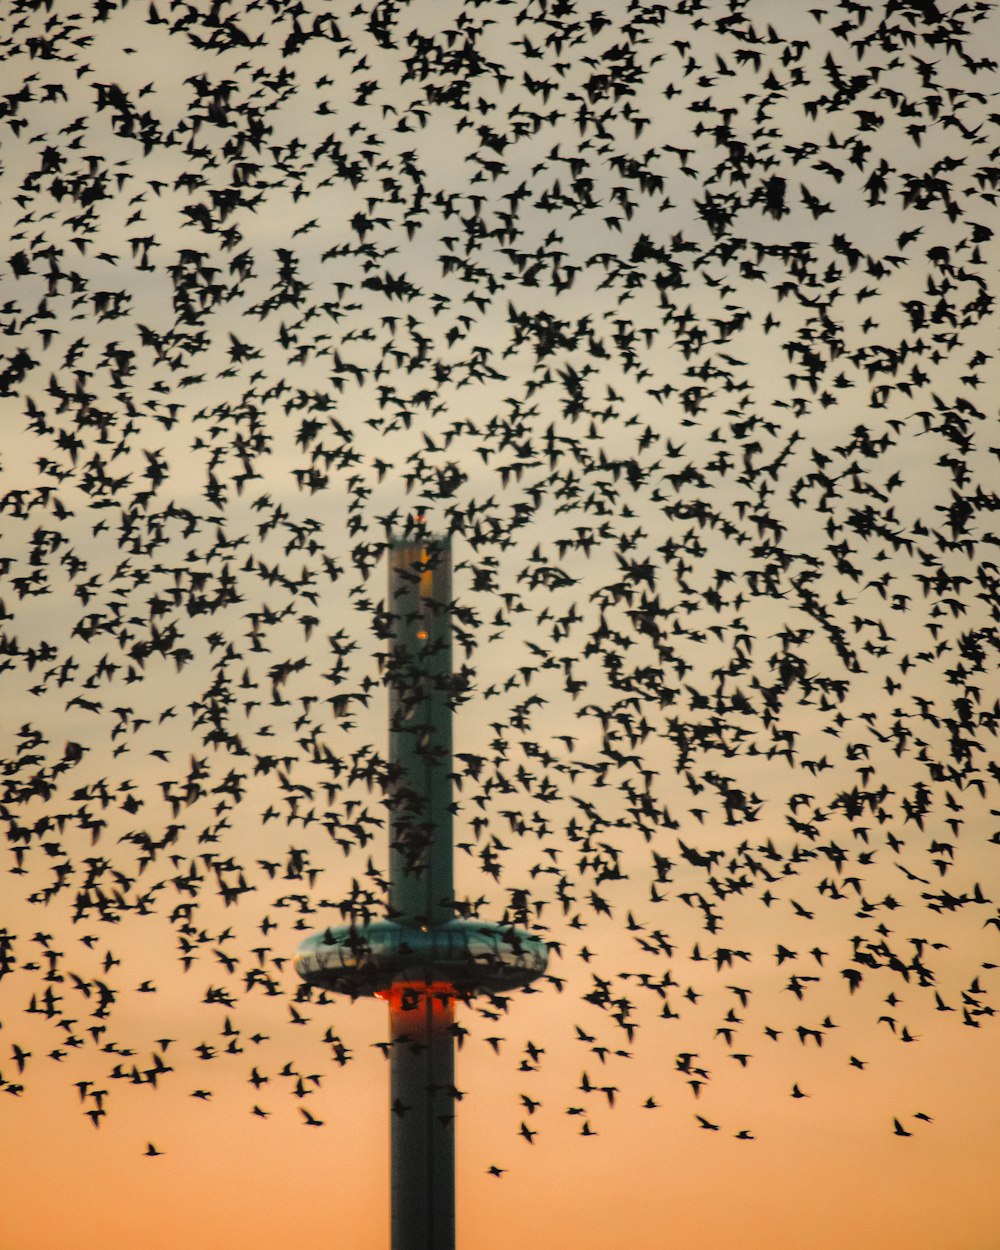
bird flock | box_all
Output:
[1,0,999,1164]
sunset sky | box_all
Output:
[2,1,999,1247]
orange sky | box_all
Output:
[3,863,999,1250]
[2,980,1000,1250]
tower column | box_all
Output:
[294,527,548,1250]
[386,534,453,928]
[387,532,456,1250]
[389,988,456,1250]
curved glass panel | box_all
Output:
[295,919,549,996]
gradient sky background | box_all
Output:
[2,1,999,1247]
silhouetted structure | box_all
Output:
[297,528,547,1250]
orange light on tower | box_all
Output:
[296,526,547,1250]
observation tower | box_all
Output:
[296,527,548,1250]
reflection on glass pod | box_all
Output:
[295,918,549,997]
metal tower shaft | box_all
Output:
[295,528,547,1250]
[388,988,456,1250]
[387,535,454,928]
[387,533,456,1250]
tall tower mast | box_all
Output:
[296,527,547,1250]
[385,531,457,1250]
[386,531,454,930]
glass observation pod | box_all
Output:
[295,918,549,998]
